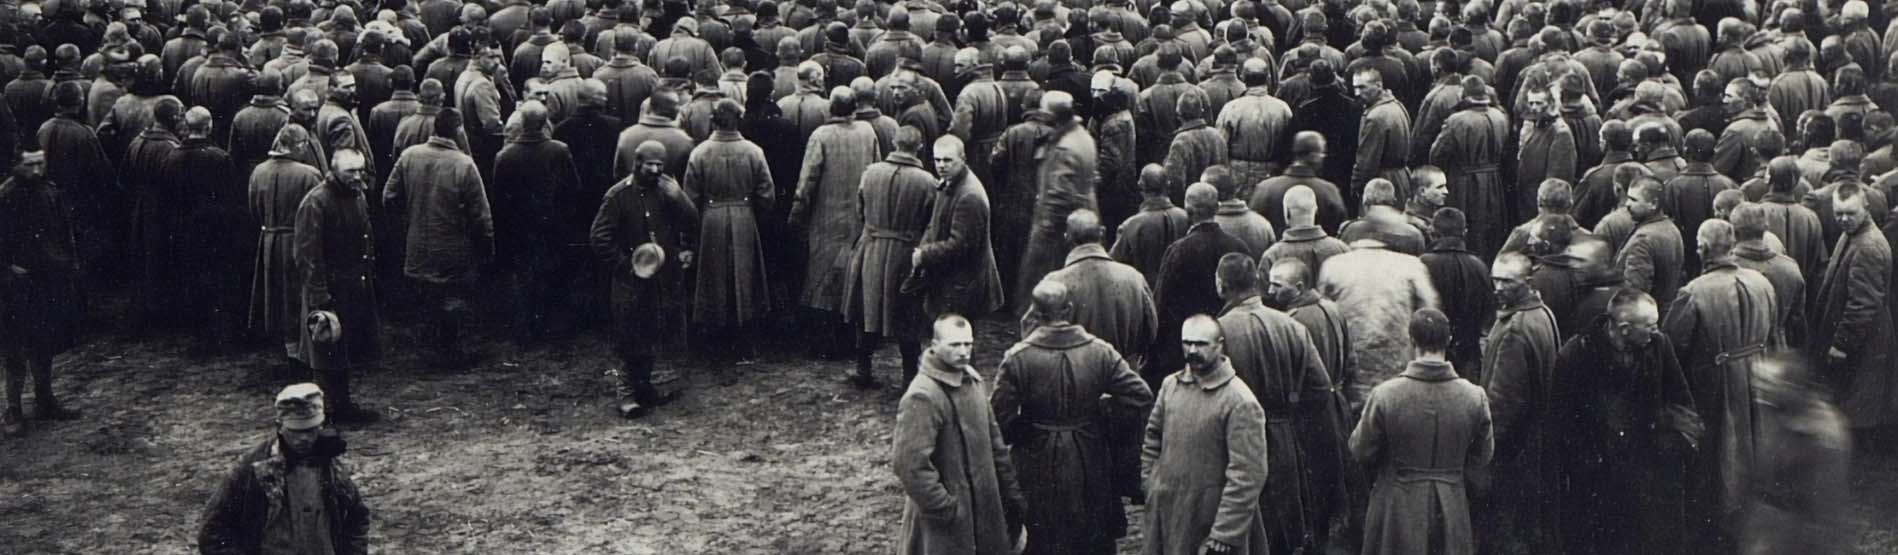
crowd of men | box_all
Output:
[0,0,1890,551]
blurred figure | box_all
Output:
[1742,355,1852,555]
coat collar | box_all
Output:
[1499,289,1546,314]
[1023,323,1095,349]
[1064,242,1113,266]
[885,151,926,168]
[920,351,980,387]
[1283,162,1317,177]
[1733,240,1778,261]
[1280,224,1328,241]
[1140,196,1177,211]
[1187,220,1222,235]
[1430,235,1470,253]
[1219,295,1267,317]
[1399,359,1459,381]
[1175,357,1238,390]
[1215,199,1251,215]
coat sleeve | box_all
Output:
[991,354,1024,443]
[1712,127,1750,178]
[1162,136,1191,192]
[1483,326,1535,450]
[949,91,976,142]
[1140,379,1169,489]
[985,383,1027,521]
[1350,111,1386,193]
[381,152,407,213]
[195,462,257,555]
[1621,233,1657,294]
[295,195,334,311]
[1105,349,1156,411]
[462,160,495,263]
[1468,391,1496,469]
[916,192,987,268]
[1209,397,1270,547]
[665,179,701,250]
[1549,126,1578,182]
[790,131,826,225]
[590,189,628,275]
[330,462,373,555]
[1832,241,1892,354]
[1429,119,1460,169]
[892,389,957,516]
[1347,386,1383,465]
[751,148,776,216]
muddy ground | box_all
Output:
[3,313,1898,554]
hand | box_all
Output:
[679,250,695,269]
[910,248,923,268]
[1199,539,1235,555]
[8,265,25,277]
[1827,347,1849,364]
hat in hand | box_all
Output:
[632,243,666,279]
[307,310,342,344]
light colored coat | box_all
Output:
[1350,359,1494,555]
[894,354,1025,555]
[1319,243,1442,412]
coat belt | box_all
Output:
[1029,421,1092,432]
[260,226,296,234]
[1391,465,1465,484]
[1707,343,1768,368]
[706,199,751,208]
[864,226,921,242]
[1463,164,1500,174]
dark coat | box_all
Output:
[1757,193,1830,308]
[163,138,248,318]
[589,174,698,358]
[895,355,1026,555]
[1141,359,1274,555]
[1554,319,1697,555]
[1018,121,1100,312]
[1618,214,1688,317]
[492,132,582,270]
[1218,296,1340,554]
[230,98,297,172]
[125,128,182,316]
[1478,292,1564,553]
[296,179,382,370]
[1734,241,1809,350]
[1350,359,1493,555]
[1665,258,1778,524]
[990,114,1053,290]
[1162,119,1229,204]
[1287,85,1361,190]
[992,324,1152,552]
[1147,222,1249,380]
[551,106,625,232]
[1021,244,1158,363]
[593,57,660,122]
[384,137,494,285]
[1515,117,1579,220]
[1353,93,1412,198]
[1665,163,1739,273]
[1111,196,1189,287]
[36,114,116,268]
[248,157,323,340]
[1811,220,1897,428]
[194,437,372,555]
[1251,163,1348,234]
[916,169,1005,317]
[844,152,933,337]
[1422,237,1496,377]
[0,174,82,351]
[186,54,257,144]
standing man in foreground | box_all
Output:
[893,314,1026,555]
[1142,314,1272,555]
[0,151,84,435]
[1350,308,1493,555]
[913,135,1005,321]
[196,384,372,555]
[591,140,699,419]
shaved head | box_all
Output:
[1698,218,1737,259]
[1185,183,1219,220]
[1030,280,1074,320]
[1285,186,1317,224]
[1065,209,1105,245]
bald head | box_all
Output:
[1030,279,1074,320]
[1185,182,1219,220]
[1139,164,1169,193]
[1065,209,1105,246]
[1698,218,1736,259]
[1285,186,1317,225]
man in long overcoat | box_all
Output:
[1554,289,1698,555]
[915,135,1005,319]
[0,151,84,434]
[1320,235,1440,414]
[1016,92,1098,315]
[1266,257,1359,553]
[1756,157,1829,308]
[1216,253,1339,555]
[384,109,494,367]
[1476,253,1564,554]
[993,281,1153,554]
[1665,219,1779,550]
[1142,315,1273,555]
[1420,207,1495,393]
[894,314,1026,555]
[1730,204,1808,350]
[1349,68,1411,209]
[845,128,933,387]
[1349,308,1493,555]
[684,99,773,351]
[250,127,325,365]
[1515,88,1579,223]
[1091,72,1140,230]
[949,48,1010,188]
[1668,130,1740,274]
[295,149,383,423]
[990,95,1054,297]
[1219,58,1291,190]
[1810,183,1896,428]
[1619,178,1688,317]
[792,87,881,355]
[1146,183,1248,384]
[125,98,183,325]
[493,102,584,342]
[38,81,116,291]
[164,108,247,351]
[590,140,698,419]
[1023,209,1157,367]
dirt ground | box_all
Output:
[4,313,1898,554]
